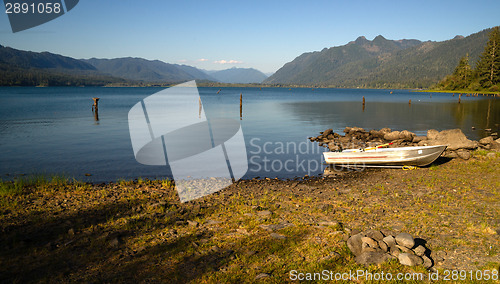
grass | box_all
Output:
[0,155,499,282]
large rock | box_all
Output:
[479,136,494,145]
[322,128,333,137]
[347,233,364,256]
[399,130,416,142]
[384,131,401,141]
[427,129,439,140]
[427,129,478,151]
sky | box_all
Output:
[1,0,499,73]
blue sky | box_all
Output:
[1,0,499,73]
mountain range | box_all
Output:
[0,27,494,88]
[265,28,491,88]
[0,46,268,86]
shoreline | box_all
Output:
[1,151,499,282]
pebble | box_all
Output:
[187,220,199,227]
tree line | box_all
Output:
[436,27,500,92]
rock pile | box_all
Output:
[309,127,500,160]
[347,230,433,268]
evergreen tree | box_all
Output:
[452,53,472,88]
[475,26,500,88]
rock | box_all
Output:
[382,235,396,247]
[347,233,364,256]
[486,152,496,158]
[443,150,458,158]
[270,233,286,240]
[389,246,401,257]
[109,237,120,248]
[380,128,392,134]
[491,141,500,151]
[398,253,423,266]
[205,220,222,225]
[355,251,392,265]
[413,245,426,256]
[396,244,413,253]
[361,237,379,248]
[422,255,433,268]
[427,129,439,140]
[399,130,416,142]
[323,129,333,137]
[427,129,478,151]
[378,240,388,252]
[365,230,384,241]
[328,142,340,152]
[257,210,272,217]
[412,136,427,143]
[479,136,494,145]
[369,130,385,139]
[456,149,471,160]
[395,232,415,249]
[318,220,339,227]
[384,131,401,141]
[187,220,199,227]
[255,273,270,280]
[68,228,75,237]
[259,222,294,232]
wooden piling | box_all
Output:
[240,93,243,120]
[458,94,461,104]
[199,97,202,118]
[409,99,411,106]
[92,97,99,112]
[362,96,365,105]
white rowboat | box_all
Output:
[323,145,447,167]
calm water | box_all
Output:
[0,86,498,181]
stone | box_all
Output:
[187,220,199,227]
[323,129,333,137]
[355,251,392,265]
[395,232,415,249]
[361,237,379,248]
[365,230,384,241]
[413,245,426,256]
[427,129,439,140]
[398,253,423,266]
[378,240,388,252]
[399,130,416,142]
[422,255,433,268]
[389,246,400,257]
[380,128,392,134]
[384,131,401,141]
[479,136,494,145]
[382,235,396,248]
[257,210,272,217]
[270,233,286,240]
[412,136,427,143]
[427,129,478,151]
[486,152,496,158]
[395,244,413,253]
[328,142,340,152]
[456,149,471,160]
[318,221,339,227]
[347,233,364,256]
[255,273,270,280]
[68,228,75,237]
[205,220,222,225]
[491,141,500,150]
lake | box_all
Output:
[0,86,498,182]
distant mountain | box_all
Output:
[83,57,215,83]
[206,67,268,83]
[265,29,491,88]
[0,45,126,86]
[0,45,96,71]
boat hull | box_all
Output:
[323,145,447,167]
